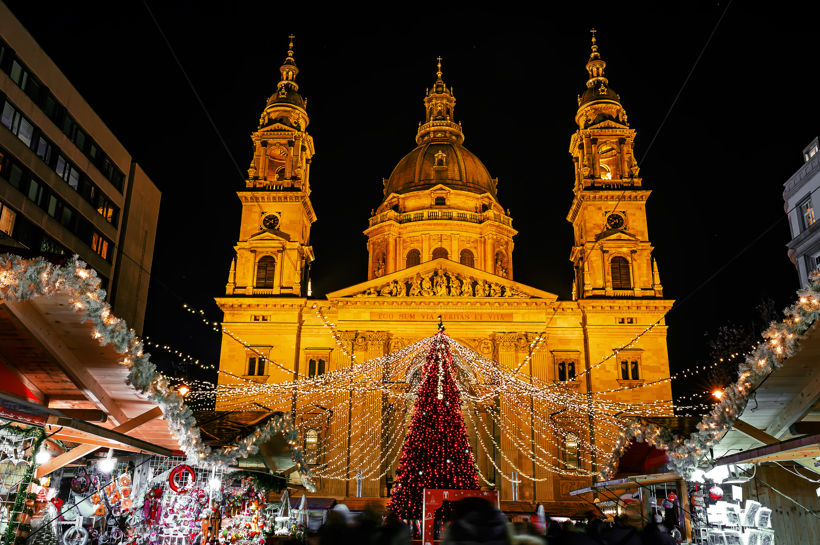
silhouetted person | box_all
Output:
[374,511,411,545]
[442,497,510,545]
[600,515,641,545]
[639,520,676,545]
[318,507,353,545]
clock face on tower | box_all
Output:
[606,213,625,230]
[262,214,280,230]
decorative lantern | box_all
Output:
[709,485,724,500]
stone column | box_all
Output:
[495,332,519,500]
[247,250,256,295]
[387,236,396,275]
[484,236,494,274]
[591,138,600,178]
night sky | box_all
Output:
[6,2,817,400]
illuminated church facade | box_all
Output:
[216,34,673,504]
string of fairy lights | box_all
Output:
[147,295,768,483]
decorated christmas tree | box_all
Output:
[389,326,480,519]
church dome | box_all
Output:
[383,59,498,199]
[384,140,497,197]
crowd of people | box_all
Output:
[307,498,679,545]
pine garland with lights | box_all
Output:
[389,326,479,520]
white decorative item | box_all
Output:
[724,503,740,526]
[756,506,771,528]
[722,530,742,545]
[742,500,761,527]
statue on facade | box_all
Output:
[489,283,502,297]
[475,279,489,297]
[379,282,393,297]
[374,255,386,278]
[420,273,434,297]
[494,254,507,278]
[449,273,461,296]
[460,274,473,297]
[434,270,448,297]
[410,274,422,296]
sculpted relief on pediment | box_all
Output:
[356,267,527,298]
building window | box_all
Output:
[305,429,319,464]
[562,433,580,469]
[255,256,276,288]
[432,247,448,260]
[308,358,326,378]
[434,196,446,206]
[247,356,265,376]
[0,202,16,236]
[556,360,577,381]
[252,315,270,322]
[620,357,640,380]
[406,248,421,268]
[805,142,819,163]
[801,197,816,230]
[610,256,631,289]
[599,163,612,181]
[459,249,475,268]
[91,232,110,261]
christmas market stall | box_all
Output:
[0,255,314,545]
[596,272,820,545]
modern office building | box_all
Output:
[784,136,820,288]
[0,1,160,333]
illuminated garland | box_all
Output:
[602,271,820,479]
[0,254,316,491]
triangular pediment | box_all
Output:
[594,229,640,242]
[248,229,291,242]
[326,259,558,300]
[259,122,298,133]
[588,119,629,130]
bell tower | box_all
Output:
[567,30,663,299]
[225,36,316,297]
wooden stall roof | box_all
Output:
[0,295,181,470]
[714,322,820,473]
[715,433,820,466]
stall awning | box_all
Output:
[569,472,681,496]
[714,433,820,466]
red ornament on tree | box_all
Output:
[389,328,480,520]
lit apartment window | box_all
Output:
[801,197,816,230]
[805,144,818,163]
[91,232,110,260]
[0,202,16,236]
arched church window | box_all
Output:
[563,433,580,469]
[599,163,612,181]
[459,249,475,268]
[255,256,276,288]
[406,249,421,268]
[305,429,319,464]
[432,247,448,260]
[435,196,446,206]
[610,256,631,290]
[275,166,285,180]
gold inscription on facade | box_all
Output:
[370,311,513,321]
